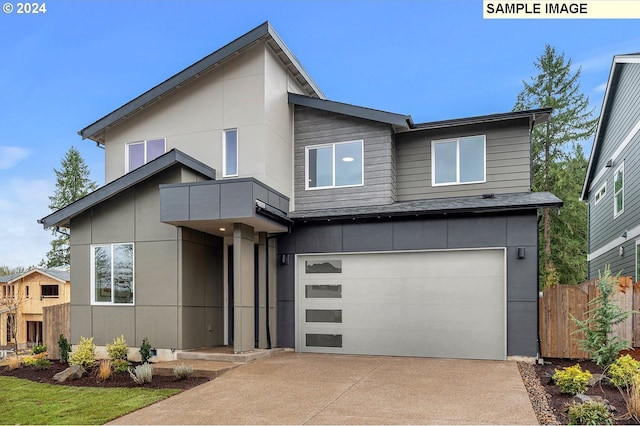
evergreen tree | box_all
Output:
[45,147,98,267]
[514,44,597,287]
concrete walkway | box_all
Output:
[109,351,538,425]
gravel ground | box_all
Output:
[518,361,560,425]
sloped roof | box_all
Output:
[581,53,640,201]
[80,21,323,144]
[0,268,70,284]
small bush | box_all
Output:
[69,336,96,368]
[129,363,153,385]
[627,374,640,422]
[22,352,51,369]
[106,335,129,361]
[567,400,613,425]
[31,344,47,355]
[97,359,112,381]
[139,337,152,364]
[553,364,592,395]
[112,358,131,373]
[609,354,640,388]
[7,355,20,370]
[173,363,193,380]
[58,334,71,364]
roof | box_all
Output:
[38,149,215,229]
[80,21,324,144]
[581,53,640,201]
[0,268,70,284]
[412,108,551,130]
[290,192,563,221]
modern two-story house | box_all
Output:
[582,53,640,282]
[39,22,561,361]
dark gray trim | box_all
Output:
[290,192,562,221]
[38,149,215,229]
[80,22,323,143]
[412,108,551,131]
[288,93,414,130]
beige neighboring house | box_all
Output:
[0,268,70,349]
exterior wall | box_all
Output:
[276,211,539,357]
[587,63,640,280]
[102,42,298,202]
[68,165,223,350]
[395,120,532,200]
[293,106,396,211]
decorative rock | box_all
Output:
[571,394,616,412]
[588,373,606,386]
[53,365,86,382]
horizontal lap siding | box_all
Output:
[395,121,531,201]
[293,106,395,211]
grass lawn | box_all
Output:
[0,376,180,424]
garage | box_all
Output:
[296,249,506,360]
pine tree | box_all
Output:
[45,147,98,267]
[514,44,597,287]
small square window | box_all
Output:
[126,138,166,172]
[432,135,486,186]
[41,285,59,298]
[306,141,363,189]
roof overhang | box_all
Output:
[411,108,551,132]
[8,269,68,284]
[80,22,324,144]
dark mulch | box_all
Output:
[535,350,640,425]
[0,361,209,391]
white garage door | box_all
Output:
[297,249,506,360]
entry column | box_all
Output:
[233,223,255,353]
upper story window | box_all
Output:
[614,163,624,217]
[594,183,606,205]
[91,243,134,305]
[126,138,165,172]
[305,140,363,190]
[41,284,59,298]
[432,135,486,186]
[223,129,238,177]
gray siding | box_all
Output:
[587,63,640,279]
[396,120,532,200]
[276,211,540,357]
[293,106,395,211]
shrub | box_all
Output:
[129,363,153,385]
[58,334,71,364]
[139,337,152,364]
[112,358,131,374]
[627,374,640,422]
[22,352,51,369]
[173,363,193,380]
[609,354,640,388]
[553,364,592,395]
[106,335,129,361]
[7,355,20,370]
[69,336,96,368]
[97,359,112,381]
[32,344,47,355]
[567,400,613,425]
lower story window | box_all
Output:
[92,243,134,305]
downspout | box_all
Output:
[536,212,542,363]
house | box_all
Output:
[582,53,640,282]
[0,268,71,349]
[39,22,561,361]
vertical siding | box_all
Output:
[395,120,532,201]
[293,106,395,211]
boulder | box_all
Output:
[571,394,616,412]
[588,373,606,386]
[53,365,86,383]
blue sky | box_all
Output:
[0,0,639,268]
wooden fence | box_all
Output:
[539,277,636,359]
[42,303,70,360]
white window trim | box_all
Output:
[594,183,606,205]
[90,243,135,306]
[125,138,166,173]
[431,135,486,187]
[304,140,364,190]
[614,162,624,218]
[222,129,239,178]
[636,239,640,284]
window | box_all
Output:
[223,129,238,177]
[306,141,363,189]
[594,183,606,204]
[126,138,165,172]
[91,243,134,305]
[614,163,624,217]
[41,285,59,298]
[26,285,29,298]
[432,135,486,186]
[636,240,640,284]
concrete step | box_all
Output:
[177,347,283,363]
[152,359,237,380]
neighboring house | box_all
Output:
[0,268,71,349]
[582,53,640,282]
[39,22,561,361]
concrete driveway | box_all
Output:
[109,351,537,425]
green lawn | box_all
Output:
[0,376,180,424]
